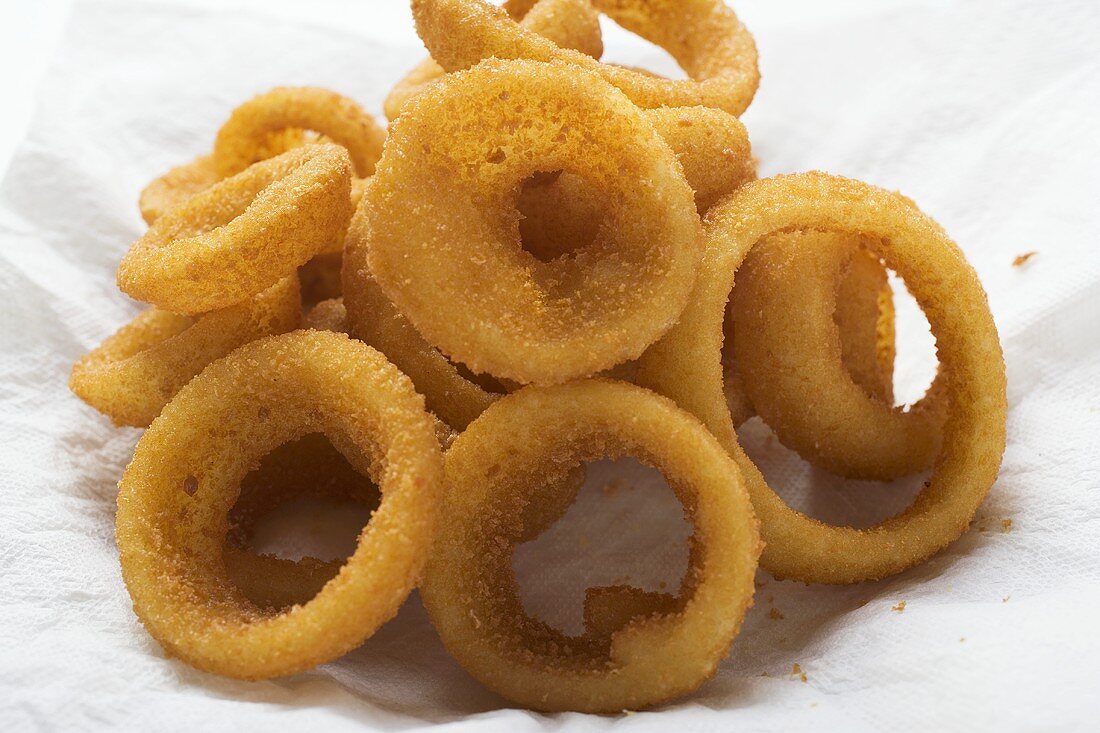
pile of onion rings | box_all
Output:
[70,0,1006,713]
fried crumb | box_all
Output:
[892,601,906,613]
[791,663,807,683]
[768,607,785,620]
[1001,518,1013,533]
[959,637,966,643]
[1012,251,1037,267]
[1002,595,1011,603]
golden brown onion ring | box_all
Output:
[635,172,1006,584]
[385,0,604,120]
[69,277,300,427]
[732,230,947,479]
[116,330,443,679]
[118,145,352,315]
[365,59,701,385]
[421,379,760,712]
[411,0,759,116]
[721,234,898,429]
[345,104,743,423]
[213,86,385,178]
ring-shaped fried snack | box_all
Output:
[116,330,443,679]
[139,128,315,225]
[721,232,898,426]
[213,87,386,178]
[732,230,947,479]
[385,0,604,120]
[411,0,759,116]
[635,172,1006,584]
[344,104,743,421]
[69,277,300,427]
[420,379,760,712]
[118,145,353,315]
[364,59,701,385]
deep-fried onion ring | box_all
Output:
[635,172,1006,584]
[69,277,300,427]
[384,0,604,120]
[118,145,352,314]
[732,230,947,479]
[411,0,759,116]
[213,86,386,178]
[420,379,760,712]
[116,330,443,678]
[364,59,701,384]
[721,232,899,434]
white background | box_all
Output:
[2,1,1099,731]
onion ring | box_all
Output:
[364,59,701,384]
[341,209,501,428]
[721,232,899,430]
[635,172,1006,584]
[411,0,759,116]
[69,277,300,427]
[118,145,353,315]
[732,230,947,479]
[420,379,760,712]
[345,103,742,420]
[116,330,444,679]
[213,86,386,178]
[384,0,604,120]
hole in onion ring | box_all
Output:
[736,417,929,529]
[512,458,689,636]
[516,170,609,263]
[224,432,383,610]
[887,270,939,408]
[245,496,375,563]
[595,17,685,80]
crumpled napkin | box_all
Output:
[2,0,1099,729]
